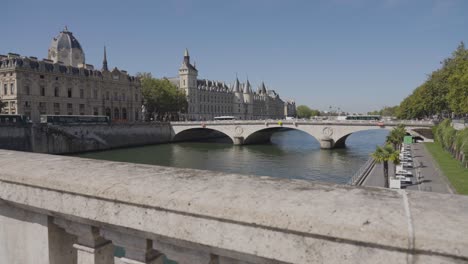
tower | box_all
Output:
[243,79,254,119]
[178,49,198,95]
[102,46,108,71]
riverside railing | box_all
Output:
[1,149,467,264]
[347,156,376,185]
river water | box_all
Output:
[75,129,389,184]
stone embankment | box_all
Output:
[0,123,173,154]
[0,150,467,263]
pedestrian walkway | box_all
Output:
[362,143,453,194]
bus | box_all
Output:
[214,116,236,121]
[40,115,110,125]
[0,114,29,125]
[337,115,381,121]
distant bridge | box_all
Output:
[170,120,435,149]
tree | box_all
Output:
[296,105,313,119]
[139,73,188,121]
[397,42,468,119]
[371,144,400,188]
[386,124,406,150]
[0,99,6,113]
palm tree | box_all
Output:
[387,125,406,150]
[372,144,400,188]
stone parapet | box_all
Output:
[0,150,467,263]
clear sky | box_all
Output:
[2,0,467,112]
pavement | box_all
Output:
[362,143,454,194]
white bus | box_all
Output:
[214,116,236,121]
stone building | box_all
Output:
[0,27,142,123]
[169,49,290,120]
[284,99,297,117]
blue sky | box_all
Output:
[2,0,467,112]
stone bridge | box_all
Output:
[0,150,467,264]
[170,120,435,149]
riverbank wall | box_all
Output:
[0,123,174,154]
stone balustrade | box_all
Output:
[0,149,467,264]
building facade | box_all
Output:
[0,27,142,123]
[169,50,291,121]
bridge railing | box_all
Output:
[171,119,436,126]
[1,149,466,264]
[347,156,376,185]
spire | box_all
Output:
[244,79,252,94]
[260,82,267,94]
[64,26,69,32]
[233,78,240,93]
[183,48,190,65]
[102,46,108,71]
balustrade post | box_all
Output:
[54,218,114,264]
[101,229,164,264]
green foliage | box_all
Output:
[296,105,320,119]
[386,124,406,149]
[368,105,399,116]
[0,99,6,112]
[433,119,468,168]
[397,42,468,119]
[425,143,468,195]
[138,73,187,121]
[371,144,400,188]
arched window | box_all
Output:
[122,108,127,120]
[105,108,111,118]
[114,108,120,120]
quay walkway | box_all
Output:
[362,143,454,194]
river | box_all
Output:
[75,129,389,184]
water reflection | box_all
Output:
[75,129,388,184]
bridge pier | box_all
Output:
[233,136,244,145]
[320,138,335,149]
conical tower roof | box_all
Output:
[233,78,240,93]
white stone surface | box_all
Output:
[0,149,467,263]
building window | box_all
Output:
[68,88,72,98]
[135,93,138,102]
[105,107,111,118]
[122,93,126,101]
[122,108,127,120]
[24,101,31,108]
[3,84,7,95]
[54,103,60,115]
[25,85,30,95]
[135,111,139,121]
[80,89,84,99]
[114,108,120,120]
[67,103,73,115]
[39,102,47,115]
[106,91,110,100]
[114,92,118,100]
[79,104,85,115]
[40,86,45,96]
[93,107,99,116]
[93,89,98,99]
[40,75,44,79]
[10,83,14,94]
[54,87,59,97]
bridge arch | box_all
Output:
[172,127,234,144]
[243,127,320,145]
